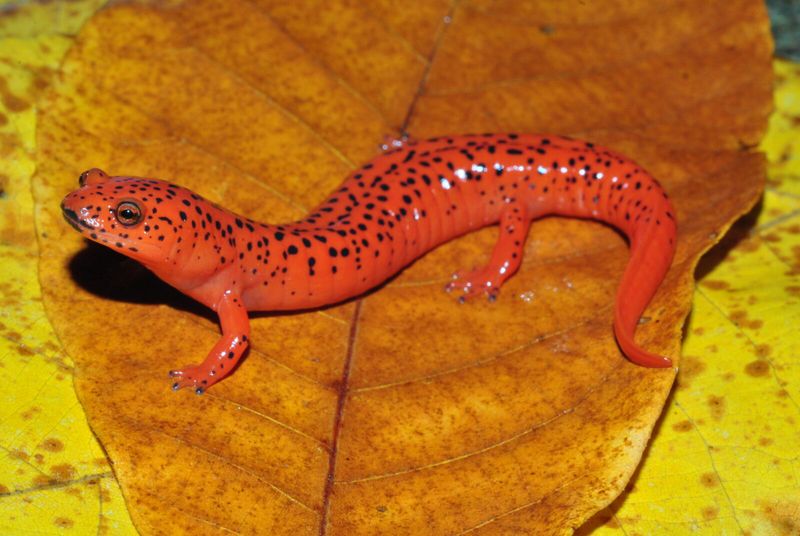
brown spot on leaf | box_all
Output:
[0,76,31,112]
[708,395,725,420]
[50,463,76,482]
[700,472,719,487]
[677,355,706,390]
[760,500,799,534]
[721,372,735,382]
[702,506,719,520]
[11,449,29,462]
[701,279,729,290]
[5,330,21,342]
[745,360,770,377]
[0,484,8,494]
[671,420,692,432]
[40,438,64,452]
[53,517,74,529]
[20,406,41,420]
[16,345,35,356]
[33,474,54,486]
[729,310,763,330]
[758,437,773,447]
[756,344,771,357]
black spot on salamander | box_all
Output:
[287,245,298,255]
[179,211,187,222]
[275,231,285,241]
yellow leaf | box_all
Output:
[0,1,137,534]
[580,58,800,535]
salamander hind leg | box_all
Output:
[169,293,250,395]
[446,203,531,302]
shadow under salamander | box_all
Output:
[67,239,217,324]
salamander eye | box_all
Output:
[116,201,142,226]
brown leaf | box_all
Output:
[33,0,771,533]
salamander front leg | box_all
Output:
[169,292,250,394]
[446,203,531,302]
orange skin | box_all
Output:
[61,134,677,394]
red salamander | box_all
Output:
[61,134,677,394]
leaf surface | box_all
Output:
[579,57,800,536]
[31,0,772,534]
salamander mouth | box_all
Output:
[61,203,93,233]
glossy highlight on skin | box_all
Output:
[60,134,678,393]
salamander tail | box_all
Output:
[613,200,677,368]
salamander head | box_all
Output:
[61,168,199,268]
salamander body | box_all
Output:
[61,134,677,393]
